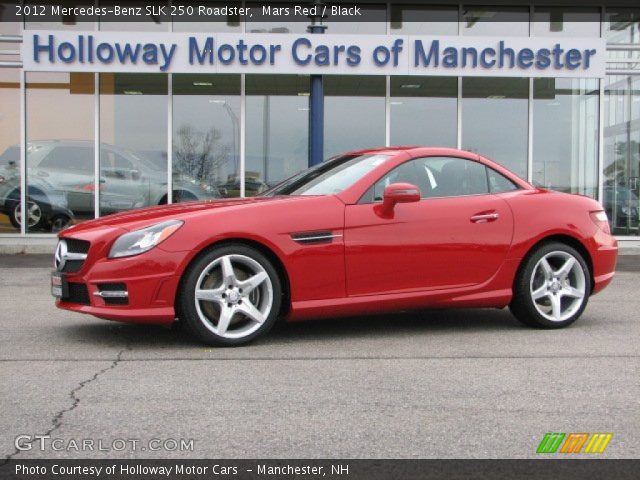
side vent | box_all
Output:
[290,231,341,245]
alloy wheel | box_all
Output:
[14,201,42,228]
[194,254,273,339]
[529,250,586,322]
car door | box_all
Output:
[35,145,94,215]
[100,149,149,213]
[344,156,514,297]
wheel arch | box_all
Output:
[175,237,292,319]
[516,234,595,293]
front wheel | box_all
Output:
[178,244,282,346]
[510,242,591,329]
[10,200,47,231]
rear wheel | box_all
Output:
[510,242,590,329]
[179,244,282,346]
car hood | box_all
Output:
[60,196,309,235]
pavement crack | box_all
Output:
[2,346,130,465]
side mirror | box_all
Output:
[379,183,421,214]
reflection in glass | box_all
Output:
[462,77,528,178]
[25,72,95,233]
[0,68,20,233]
[246,75,309,196]
[462,6,529,37]
[325,76,385,158]
[390,5,458,35]
[606,9,640,44]
[531,8,601,37]
[533,78,599,198]
[604,75,640,236]
[173,74,240,199]
[390,76,457,147]
[100,73,168,214]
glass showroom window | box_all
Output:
[605,8,640,44]
[0,68,20,234]
[324,75,386,159]
[603,75,640,236]
[461,6,529,37]
[532,78,599,198]
[25,72,95,233]
[531,7,601,38]
[99,73,168,215]
[390,76,457,147]
[390,4,458,35]
[461,77,528,179]
[172,1,242,33]
[173,74,241,200]
[246,74,309,195]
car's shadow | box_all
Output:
[61,308,524,351]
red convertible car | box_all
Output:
[52,147,617,346]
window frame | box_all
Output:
[486,166,521,194]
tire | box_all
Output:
[178,244,282,346]
[159,190,199,205]
[510,242,591,329]
[173,190,198,203]
[49,214,72,233]
[10,199,47,231]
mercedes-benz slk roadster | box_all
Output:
[52,147,618,346]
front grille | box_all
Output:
[65,238,90,254]
[66,282,90,305]
[62,260,85,273]
[55,238,90,273]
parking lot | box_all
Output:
[1,255,639,460]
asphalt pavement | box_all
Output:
[0,255,638,460]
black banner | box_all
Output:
[1,460,640,480]
[1,0,639,24]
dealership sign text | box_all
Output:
[23,32,606,78]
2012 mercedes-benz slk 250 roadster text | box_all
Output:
[52,147,618,346]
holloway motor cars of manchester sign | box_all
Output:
[22,31,606,78]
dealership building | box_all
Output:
[0,1,639,250]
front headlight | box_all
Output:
[108,220,183,259]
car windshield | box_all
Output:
[0,146,19,166]
[262,153,390,196]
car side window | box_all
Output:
[371,160,422,201]
[421,157,489,197]
[364,156,491,203]
[101,150,135,179]
[487,168,519,193]
[39,146,93,173]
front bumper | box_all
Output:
[55,241,187,325]
[589,229,618,295]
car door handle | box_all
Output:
[470,212,499,223]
